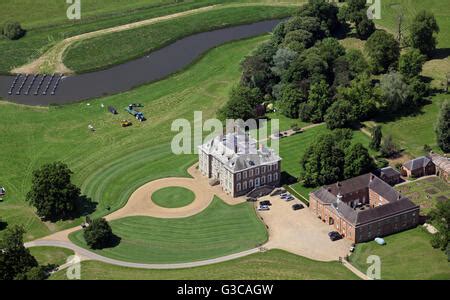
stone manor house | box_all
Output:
[198,132,282,197]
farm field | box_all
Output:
[63,5,296,73]
[29,246,74,266]
[50,249,359,280]
[349,227,450,280]
[396,176,450,216]
[69,198,268,264]
[0,35,269,241]
[151,186,195,208]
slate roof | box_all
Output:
[355,198,418,225]
[403,156,432,171]
[374,166,401,178]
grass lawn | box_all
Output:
[50,249,359,280]
[151,186,195,208]
[63,5,295,73]
[349,227,450,280]
[363,93,448,157]
[29,246,74,266]
[396,176,450,216]
[0,35,270,241]
[69,197,268,264]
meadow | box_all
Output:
[29,246,74,266]
[0,35,269,241]
[50,249,359,280]
[349,227,450,280]
[69,197,268,264]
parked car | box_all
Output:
[284,196,294,202]
[328,231,342,241]
[349,244,356,252]
[292,203,304,210]
[260,200,272,206]
[257,205,270,211]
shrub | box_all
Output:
[2,21,25,40]
[83,218,114,249]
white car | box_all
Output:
[257,205,270,211]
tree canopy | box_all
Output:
[409,10,440,57]
[365,30,400,74]
[436,100,450,153]
[83,218,115,249]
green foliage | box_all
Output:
[345,49,369,78]
[435,100,450,152]
[83,218,114,249]
[370,125,382,151]
[219,85,262,120]
[240,55,272,93]
[380,134,399,158]
[0,226,39,280]
[399,49,426,78]
[2,20,25,40]
[26,162,81,222]
[365,30,400,74]
[300,129,373,186]
[344,143,376,178]
[324,99,355,129]
[278,84,306,118]
[355,14,375,40]
[379,71,413,112]
[271,48,298,77]
[299,80,330,122]
[296,0,340,33]
[429,200,450,251]
[409,10,440,57]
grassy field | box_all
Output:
[0,35,269,241]
[396,176,450,215]
[29,246,74,266]
[50,249,359,280]
[151,186,195,208]
[349,227,450,280]
[363,93,448,157]
[0,1,301,74]
[63,5,296,73]
[69,197,268,264]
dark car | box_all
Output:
[260,200,272,206]
[292,204,304,210]
[328,231,342,241]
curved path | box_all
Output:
[0,19,282,106]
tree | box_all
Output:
[344,143,375,179]
[429,200,450,253]
[365,30,400,74]
[436,100,450,153]
[380,135,399,158]
[26,162,81,221]
[370,125,382,151]
[0,226,39,280]
[2,21,25,40]
[283,29,315,50]
[345,49,369,78]
[300,132,346,186]
[277,84,306,118]
[296,0,340,33]
[240,55,272,93]
[83,218,114,249]
[399,49,426,79]
[219,85,262,120]
[356,14,376,40]
[299,80,331,122]
[324,99,355,129]
[409,10,440,57]
[271,48,298,77]
[379,71,412,112]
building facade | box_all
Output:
[198,133,282,197]
[309,173,420,243]
[401,156,436,178]
[430,153,450,183]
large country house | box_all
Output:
[309,173,420,243]
[198,132,282,197]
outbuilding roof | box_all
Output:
[403,156,432,171]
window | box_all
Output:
[249,169,254,177]
[243,171,247,179]
[268,174,272,182]
[243,181,247,190]
[237,173,241,181]
[255,177,260,187]
[262,166,266,173]
[255,168,260,175]
[274,173,278,181]
[249,179,254,188]
[262,176,266,184]
[237,183,241,192]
